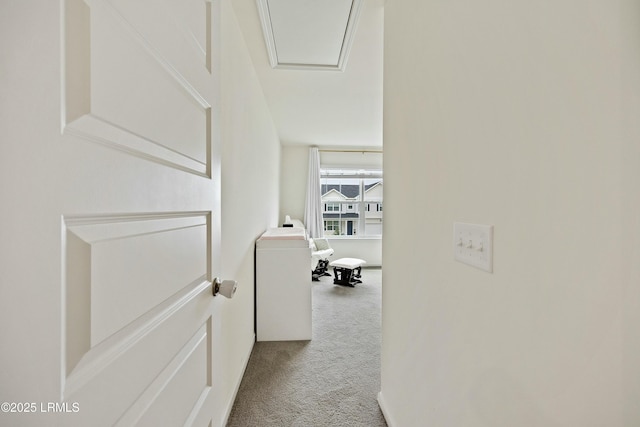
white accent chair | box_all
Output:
[310,237,334,281]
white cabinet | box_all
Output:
[256,228,312,341]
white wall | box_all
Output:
[279,145,309,223]
[216,1,281,424]
[621,1,640,418]
[381,1,640,426]
[320,150,383,170]
[328,238,382,267]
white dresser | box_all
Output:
[255,227,312,341]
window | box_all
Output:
[324,220,340,233]
[325,203,340,212]
[320,168,383,237]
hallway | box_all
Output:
[228,268,386,426]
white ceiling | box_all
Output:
[231,0,384,148]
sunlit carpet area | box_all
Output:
[227,268,386,427]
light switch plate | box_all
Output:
[453,222,493,273]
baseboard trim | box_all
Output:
[221,333,255,426]
[377,391,397,427]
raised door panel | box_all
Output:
[64,0,212,176]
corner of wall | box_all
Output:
[220,333,255,427]
[377,391,397,427]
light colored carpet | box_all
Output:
[227,268,387,427]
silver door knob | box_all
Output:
[213,278,238,298]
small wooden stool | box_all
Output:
[329,258,366,287]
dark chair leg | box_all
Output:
[313,259,331,278]
[352,266,362,283]
[333,266,356,287]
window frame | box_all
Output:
[320,168,383,238]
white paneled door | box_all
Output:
[0,0,221,426]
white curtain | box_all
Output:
[304,147,323,238]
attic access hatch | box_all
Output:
[256,0,363,71]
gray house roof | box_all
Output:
[322,184,359,198]
[321,182,381,199]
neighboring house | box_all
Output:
[321,182,383,236]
